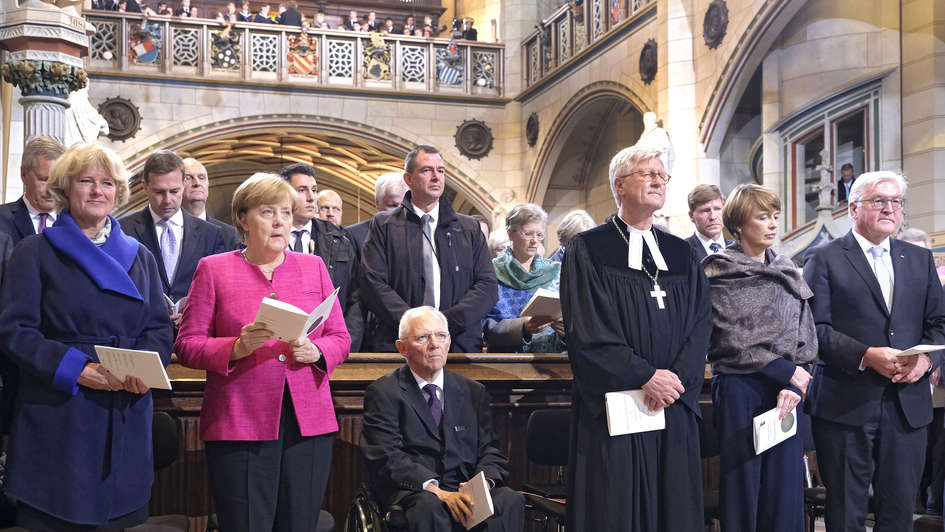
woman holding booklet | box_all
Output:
[175,173,350,532]
[0,143,173,530]
[703,184,818,532]
[484,203,565,353]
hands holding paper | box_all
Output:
[523,315,554,335]
[776,389,801,420]
[863,346,931,383]
[77,363,149,394]
[893,353,931,383]
[642,369,684,411]
[427,484,474,526]
[232,322,274,361]
[290,336,321,364]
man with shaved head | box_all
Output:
[317,189,344,227]
[180,157,240,250]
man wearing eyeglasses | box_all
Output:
[360,306,524,532]
[360,145,498,353]
[803,171,945,532]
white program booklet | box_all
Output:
[519,288,561,318]
[752,406,797,455]
[896,344,945,357]
[604,389,666,437]
[163,294,187,315]
[458,471,495,530]
[94,346,172,390]
[253,286,340,342]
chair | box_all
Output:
[343,485,406,532]
[521,409,571,532]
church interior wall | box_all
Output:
[719,112,760,194]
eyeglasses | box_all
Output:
[856,197,904,210]
[411,332,450,344]
[619,170,671,184]
[515,230,545,242]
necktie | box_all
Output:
[423,383,442,426]
[37,213,49,233]
[292,229,305,253]
[421,214,436,307]
[158,219,179,283]
[709,242,722,254]
[869,246,892,310]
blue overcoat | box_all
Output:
[0,212,173,525]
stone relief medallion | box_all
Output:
[455,119,493,160]
[703,0,729,49]
[639,38,657,85]
[98,97,141,142]
[526,113,539,147]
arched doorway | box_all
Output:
[117,117,494,225]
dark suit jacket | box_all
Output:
[0,197,36,245]
[360,364,510,508]
[686,232,732,262]
[278,7,302,26]
[345,219,370,251]
[803,231,945,429]
[119,208,227,301]
[837,178,856,203]
[206,216,241,251]
[0,232,11,281]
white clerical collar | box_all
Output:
[23,195,57,220]
[150,206,184,227]
[616,217,668,272]
[410,367,444,392]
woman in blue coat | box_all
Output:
[0,143,173,530]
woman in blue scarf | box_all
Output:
[484,203,565,353]
[0,143,172,530]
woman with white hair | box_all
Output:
[484,203,564,353]
[549,209,594,262]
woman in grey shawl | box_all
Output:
[704,184,817,532]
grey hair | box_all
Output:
[374,172,407,205]
[608,145,665,205]
[505,203,547,231]
[398,306,449,339]
[488,229,510,254]
[556,210,595,244]
[899,227,931,248]
[848,171,908,204]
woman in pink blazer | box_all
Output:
[175,173,350,532]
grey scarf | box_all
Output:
[704,243,818,375]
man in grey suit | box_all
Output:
[119,150,226,326]
[685,184,731,261]
[180,157,240,250]
[803,171,945,532]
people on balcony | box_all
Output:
[236,0,251,21]
[252,3,273,23]
[278,0,301,26]
[400,15,416,35]
[173,0,191,17]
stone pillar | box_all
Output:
[20,94,69,142]
[900,0,945,232]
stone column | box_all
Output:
[2,51,86,143]
[900,0,945,232]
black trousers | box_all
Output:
[920,407,945,510]
[16,501,148,532]
[812,387,927,532]
[401,486,524,532]
[205,387,334,532]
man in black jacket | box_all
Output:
[180,157,240,251]
[280,163,363,350]
[360,307,523,531]
[360,145,497,353]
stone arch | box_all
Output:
[116,114,496,221]
[698,0,808,157]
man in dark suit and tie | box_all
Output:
[836,163,857,203]
[803,171,945,532]
[360,306,524,532]
[119,150,226,326]
[0,136,64,246]
[685,184,731,262]
[180,157,240,250]
[346,172,408,251]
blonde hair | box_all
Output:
[722,184,781,239]
[231,172,297,243]
[47,143,130,212]
[21,136,65,175]
[555,209,594,245]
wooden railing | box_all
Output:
[521,0,655,89]
[84,11,504,97]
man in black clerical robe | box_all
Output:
[561,145,712,532]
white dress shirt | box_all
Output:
[852,228,894,371]
[151,207,184,255]
[695,231,727,256]
[411,368,445,490]
[291,220,314,254]
[412,203,441,309]
[22,196,57,233]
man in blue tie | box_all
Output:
[360,306,524,532]
[685,184,731,262]
[119,150,226,326]
[803,171,945,532]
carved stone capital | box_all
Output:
[1,59,87,97]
